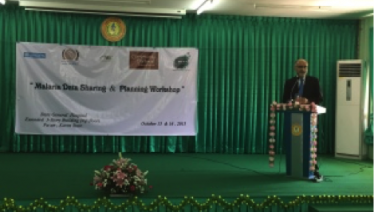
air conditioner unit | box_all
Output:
[335,60,367,159]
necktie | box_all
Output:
[298,78,304,96]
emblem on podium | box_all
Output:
[291,123,302,136]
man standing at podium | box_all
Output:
[282,58,324,182]
[282,59,323,104]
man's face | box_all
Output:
[294,60,308,78]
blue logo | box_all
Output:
[24,52,46,59]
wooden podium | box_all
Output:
[279,105,326,179]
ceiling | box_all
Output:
[15,0,374,19]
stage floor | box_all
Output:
[0,153,372,200]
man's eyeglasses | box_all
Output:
[297,66,308,68]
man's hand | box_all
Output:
[296,97,308,104]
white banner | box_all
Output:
[16,42,198,135]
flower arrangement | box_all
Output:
[92,153,150,195]
[268,101,318,169]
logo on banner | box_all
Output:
[173,53,190,70]
[62,48,79,65]
[291,124,303,136]
[130,51,159,70]
[100,55,112,61]
[24,52,46,59]
[101,17,126,42]
[62,48,79,61]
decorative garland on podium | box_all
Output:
[268,101,318,168]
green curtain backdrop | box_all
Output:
[0,4,358,154]
[370,27,373,116]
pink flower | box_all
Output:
[116,171,127,179]
[270,126,275,131]
[314,147,318,152]
[270,107,275,111]
[269,132,275,137]
[287,102,292,107]
[269,151,275,156]
[314,141,317,146]
[309,166,315,171]
[116,179,124,188]
[111,175,118,182]
[269,163,274,167]
[269,144,274,149]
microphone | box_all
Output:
[289,77,300,102]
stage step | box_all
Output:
[308,204,373,212]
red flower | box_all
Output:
[97,182,103,187]
[130,185,136,191]
[149,185,153,189]
[104,165,112,171]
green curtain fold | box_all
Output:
[365,27,373,145]
[370,27,373,117]
[0,5,358,153]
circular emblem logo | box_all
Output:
[291,124,303,136]
[174,53,190,69]
[62,48,79,61]
[101,17,126,42]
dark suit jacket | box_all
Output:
[282,75,323,104]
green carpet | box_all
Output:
[0,153,372,201]
[309,204,373,212]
